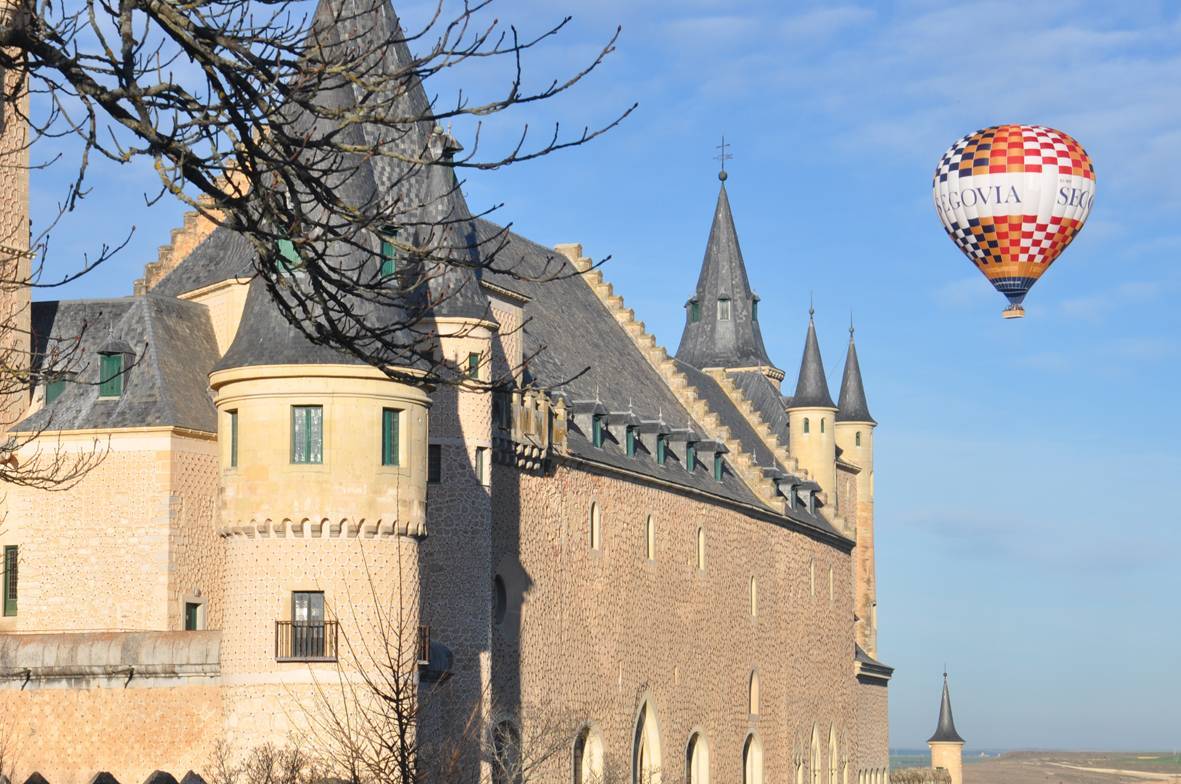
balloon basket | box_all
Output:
[1001,305,1025,319]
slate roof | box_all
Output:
[728,370,790,449]
[19,295,219,432]
[674,182,775,371]
[929,673,965,743]
[790,313,836,409]
[152,226,254,298]
[837,326,875,424]
[476,219,841,537]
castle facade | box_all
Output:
[0,1,891,781]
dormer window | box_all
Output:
[45,375,67,403]
[688,300,701,323]
[752,297,759,322]
[656,434,668,466]
[98,353,124,397]
[686,442,697,472]
[379,226,399,277]
[717,298,731,321]
[591,415,604,449]
[785,488,795,510]
[276,238,302,271]
[713,453,723,482]
[807,491,816,515]
[625,426,636,457]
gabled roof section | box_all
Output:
[929,673,965,744]
[675,181,774,371]
[837,323,874,424]
[790,311,835,409]
[19,295,219,433]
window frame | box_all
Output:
[45,377,66,403]
[475,446,488,485]
[290,405,324,465]
[689,299,701,323]
[625,426,636,457]
[381,408,401,467]
[752,297,759,322]
[228,409,239,468]
[713,453,723,482]
[686,442,697,472]
[717,297,731,321]
[98,352,124,398]
[591,415,604,449]
[467,351,481,380]
[656,434,668,466]
[2,545,16,617]
[379,226,399,277]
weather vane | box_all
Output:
[715,135,733,181]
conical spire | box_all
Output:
[789,307,835,409]
[928,673,965,744]
[674,180,775,371]
[837,321,875,424]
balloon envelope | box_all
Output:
[932,124,1095,317]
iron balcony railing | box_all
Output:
[275,620,339,662]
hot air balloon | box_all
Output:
[932,124,1095,318]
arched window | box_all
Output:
[749,671,760,716]
[855,431,861,447]
[573,725,605,784]
[743,734,764,784]
[633,701,663,784]
[820,418,826,434]
[686,732,710,784]
[696,527,706,571]
[750,576,758,617]
[803,417,810,434]
[590,503,602,550]
[828,727,838,784]
[645,515,655,561]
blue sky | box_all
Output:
[35,0,1181,751]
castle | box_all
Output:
[0,0,893,781]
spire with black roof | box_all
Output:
[674,163,776,373]
[789,305,836,410]
[929,672,965,744]
[837,320,875,424]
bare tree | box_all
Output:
[0,0,634,387]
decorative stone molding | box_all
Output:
[133,198,221,295]
[218,516,423,539]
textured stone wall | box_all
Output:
[0,60,30,436]
[491,460,865,784]
[855,678,889,772]
[168,438,223,630]
[0,683,222,784]
[0,430,215,633]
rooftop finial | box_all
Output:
[809,292,815,319]
[715,135,732,181]
[850,312,855,340]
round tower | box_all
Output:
[928,673,966,784]
[787,308,838,498]
[209,277,431,750]
[833,322,878,655]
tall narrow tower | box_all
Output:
[0,13,31,432]
[928,673,966,784]
[786,309,838,496]
[834,323,878,655]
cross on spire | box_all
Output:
[715,135,733,181]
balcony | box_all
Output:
[275,620,339,662]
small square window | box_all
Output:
[382,408,400,466]
[428,444,442,483]
[45,377,66,403]
[467,352,481,380]
[98,353,124,397]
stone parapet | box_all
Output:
[0,630,220,688]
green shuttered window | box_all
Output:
[713,453,724,482]
[3,545,16,617]
[99,353,124,397]
[656,434,667,466]
[689,300,700,323]
[291,405,323,464]
[382,408,400,466]
[380,227,398,277]
[45,378,65,403]
[591,415,604,448]
[686,442,697,472]
[625,427,636,457]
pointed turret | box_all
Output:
[928,672,966,784]
[929,673,965,743]
[674,176,775,373]
[790,309,835,409]
[837,323,874,424]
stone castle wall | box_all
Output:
[492,460,862,783]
